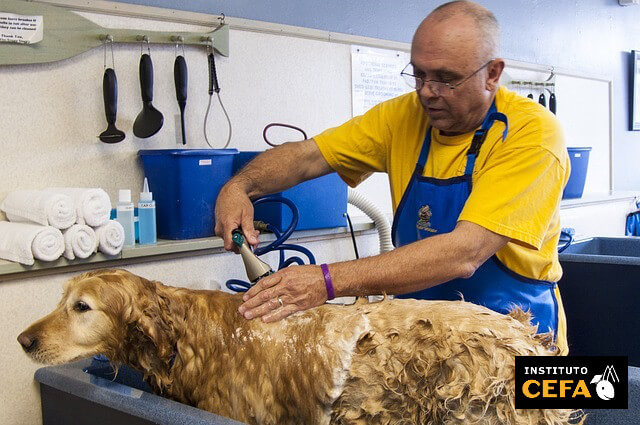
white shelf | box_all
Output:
[0,219,376,281]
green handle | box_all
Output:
[231,230,245,247]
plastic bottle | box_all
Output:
[116,189,135,246]
[138,178,157,245]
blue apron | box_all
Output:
[391,102,559,335]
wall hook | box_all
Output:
[102,35,115,69]
[137,35,151,55]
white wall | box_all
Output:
[560,197,638,241]
[0,11,356,209]
[0,10,379,425]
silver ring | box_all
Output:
[277,296,284,308]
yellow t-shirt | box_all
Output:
[314,86,570,352]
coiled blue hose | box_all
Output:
[225,195,316,292]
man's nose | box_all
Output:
[17,331,38,353]
[418,81,439,98]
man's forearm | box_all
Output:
[229,139,332,199]
[331,221,508,296]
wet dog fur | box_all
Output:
[18,269,582,424]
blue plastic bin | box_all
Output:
[562,147,591,199]
[138,149,238,240]
[233,152,347,231]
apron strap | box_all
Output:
[415,127,432,175]
[489,112,509,141]
[463,106,509,176]
[417,101,509,176]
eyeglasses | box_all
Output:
[400,60,494,96]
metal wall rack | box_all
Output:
[0,0,229,66]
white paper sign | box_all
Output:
[0,13,43,44]
[351,45,411,117]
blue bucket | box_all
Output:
[138,149,238,240]
[562,147,591,200]
[233,151,347,231]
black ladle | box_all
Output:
[99,68,125,143]
[133,53,164,138]
[174,55,188,145]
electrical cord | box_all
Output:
[263,123,307,147]
[344,212,359,259]
[204,51,232,149]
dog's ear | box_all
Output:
[130,295,175,362]
[126,300,176,392]
[137,309,169,351]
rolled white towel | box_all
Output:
[1,190,76,229]
[47,188,111,227]
[94,220,125,256]
[0,221,64,265]
[63,224,97,260]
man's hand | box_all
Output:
[238,265,328,322]
[214,182,260,251]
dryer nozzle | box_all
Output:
[232,230,274,283]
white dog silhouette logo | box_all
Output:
[590,365,619,400]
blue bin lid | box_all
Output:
[567,147,592,152]
[138,149,238,156]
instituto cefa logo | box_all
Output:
[521,365,619,400]
[515,356,627,409]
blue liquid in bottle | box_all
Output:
[138,178,157,245]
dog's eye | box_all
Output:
[73,301,91,312]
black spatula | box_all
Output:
[549,92,557,114]
[99,68,125,144]
[538,92,546,107]
[133,54,164,138]
[174,55,188,145]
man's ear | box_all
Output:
[486,59,505,91]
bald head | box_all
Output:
[408,1,505,135]
[416,1,499,61]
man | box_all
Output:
[215,0,570,353]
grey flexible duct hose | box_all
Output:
[347,189,393,254]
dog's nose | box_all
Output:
[17,332,38,352]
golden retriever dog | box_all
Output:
[18,269,581,425]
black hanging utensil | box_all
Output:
[549,92,557,114]
[99,68,125,144]
[133,53,164,138]
[538,91,546,107]
[174,55,188,145]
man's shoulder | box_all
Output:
[497,87,566,158]
[498,86,559,126]
[494,86,569,170]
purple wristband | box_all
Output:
[320,263,335,300]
